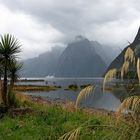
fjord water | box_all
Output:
[20,77,121,111]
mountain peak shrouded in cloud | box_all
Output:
[74,35,86,42]
[56,37,107,77]
[0,0,140,59]
[21,36,118,77]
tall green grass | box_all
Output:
[0,102,123,140]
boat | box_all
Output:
[44,74,55,81]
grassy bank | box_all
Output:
[14,84,90,92]
[13,85,61,92]
[0,105,116,140]
[0,93,136,140]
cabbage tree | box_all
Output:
[0,34,21,105]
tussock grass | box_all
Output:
[103,69,117,93]
[7,90,32,107]
[137,58,140,83]
[62,101,76,112]
[124,47,135,64]
[116,96,140,121]
[58,119,130,140]
[75,85,95,109]
[120,47,136,80]
[15,92,31,103]
[59,126,81,140]
[121,61,129,80]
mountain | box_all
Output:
[21,36,115,77]
[107,27,140,71]
[21,46,64,77]
[55,36,107,77]
[91,41,116,66]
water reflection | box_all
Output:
[24,84,121,111]
[17,78,137,111]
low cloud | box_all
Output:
[0,0,140,58]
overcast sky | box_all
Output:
[0,0,140,59]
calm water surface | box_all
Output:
[18,77,121,111]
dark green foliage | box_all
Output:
[64,84,79,91]
[7,90,20,107]
[67,84,79,90]
[80,84,91,89]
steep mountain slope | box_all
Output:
[55,36,107,77]
[21,47,64,77]
[107,27,140,71]
[21,36,114,77]
[91,41,113,66]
